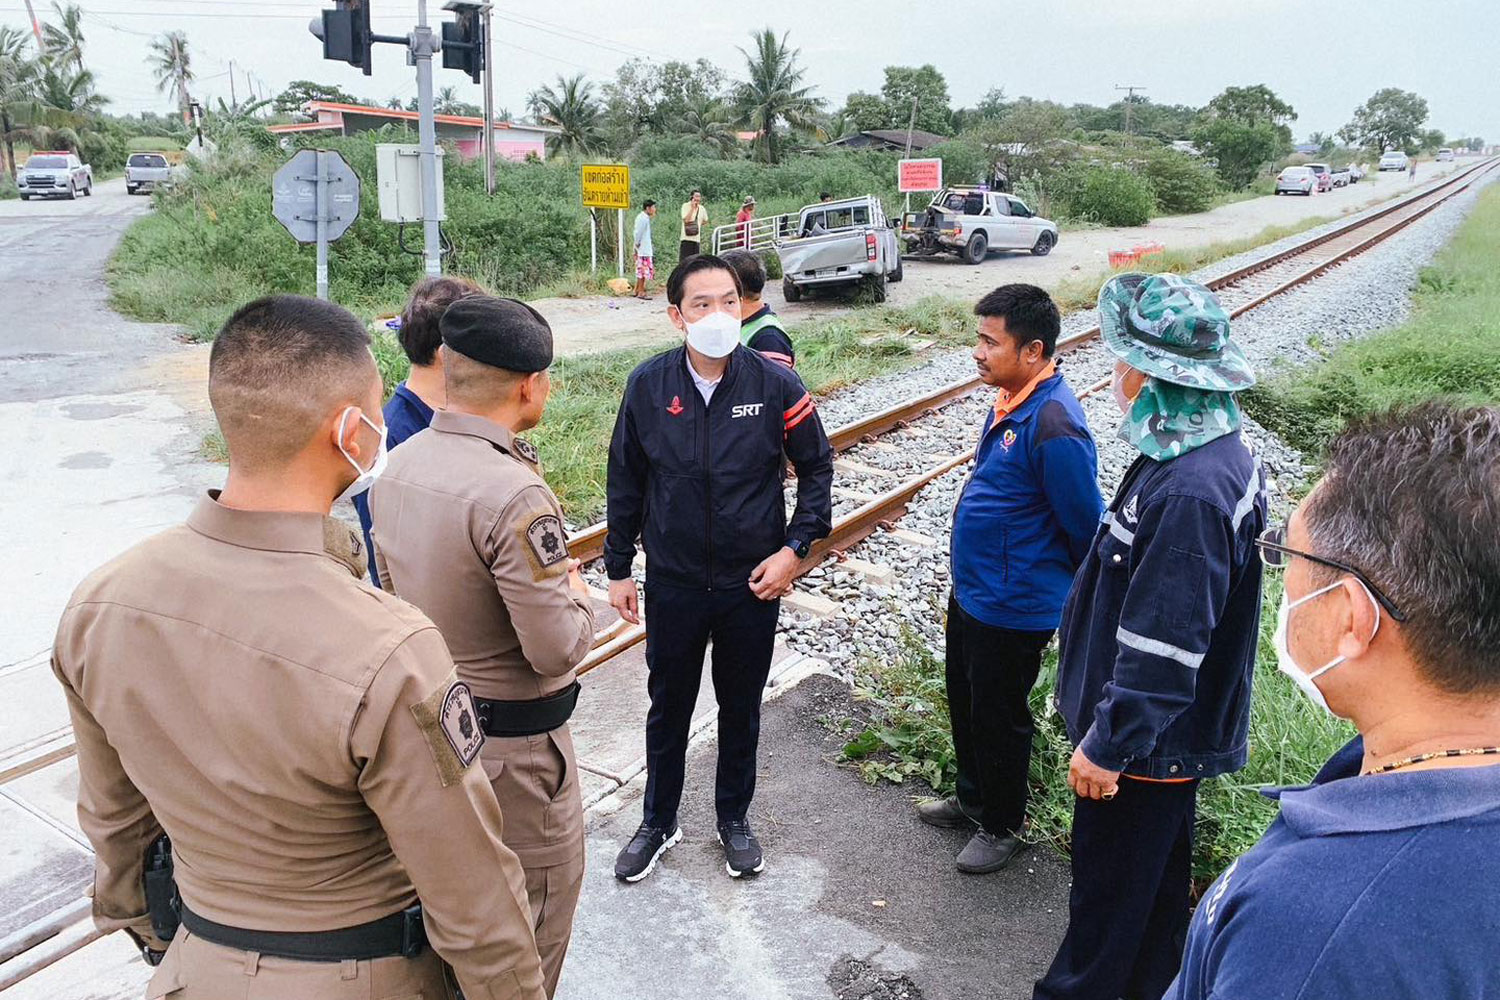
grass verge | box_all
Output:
[836,577,1354,885]
[1243,181,1500,451]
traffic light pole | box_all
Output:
[482,5,495,195]
[412,0,443,277]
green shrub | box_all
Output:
[1140,148,1221,214]
[1057,165,1156,226]
[922,137,992,187]
[0,182,15,201]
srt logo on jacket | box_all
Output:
[731,403,764,419]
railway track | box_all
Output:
[2,157,1494,990]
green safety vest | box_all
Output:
[740,311,786,347]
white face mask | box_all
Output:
[1111,365,1138,415]
[334,406,389,504]
[1273,579,1381,717]
[683,309,741,359]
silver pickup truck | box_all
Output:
[713,195,902,302]
[125,152,177,194]
[15,152,93,200]
[902,186,1059,264]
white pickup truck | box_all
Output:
[125,152,178,194]
[15,151,93,200]
[711,194,903,302]
[902,186,1059,264]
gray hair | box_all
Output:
[1304,403,1500,695]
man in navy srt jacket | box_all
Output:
[605,254,833,883]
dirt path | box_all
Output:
[533,161,1468,358]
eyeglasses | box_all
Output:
[1256,524,1407,622]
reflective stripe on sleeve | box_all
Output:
[1117,627,1205,670]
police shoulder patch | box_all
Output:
[411,675,485,786]
[519,511,569,580]
[512,437,539,466]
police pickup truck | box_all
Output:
[902,186,1059,264]
[15,151,93,200]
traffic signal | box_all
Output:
[314,0,372,76]
[441,7,484,85]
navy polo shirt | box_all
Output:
[1167,738,1500,1000]
[353,382,434,582]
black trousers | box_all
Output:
[1034,778,1199,1000]
[641,581,780,829]
[678,240,701,262]
[945,595,1054,837]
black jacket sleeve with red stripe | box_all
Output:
[778,368,833,553]
[747,326,796,369]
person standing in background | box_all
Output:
[352,275,481,582]
[679,189,707,262]
[919,284,1103,874]
[633,199,657,300]
[722,249,796,369]
[736,196,756,250]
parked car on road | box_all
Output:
[900,186,1060,265]
[1379,150,1410,171]
[1275,165,1317,196]
[1347,163,1365,183]
[15,151,92,200]
[737,195,903,303]
[1436,147,1455,162]
[1330,165,1351,188]
[1306,163,1334,192]
[125,152,176,194]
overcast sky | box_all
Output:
[2,0,1494,142]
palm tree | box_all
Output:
[148,30,193,123]
[42,2,85,74]
[532,73,602,158]
[435,85,461,115]
[33,63,108,122]
[386,96,403,110]
[816,111,854,144]
[0,26,38,180]
[676,95,737,158]
[735,28,821,164]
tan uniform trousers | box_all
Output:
[480,724,585,999]
[146,929,457,1000]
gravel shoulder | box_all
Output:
[531,161,1470,358]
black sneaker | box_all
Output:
[716,819,765,878]
[613,823,682,883]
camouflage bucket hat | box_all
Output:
[1097,273,1255,391]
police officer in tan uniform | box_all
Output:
[370,296,594,997]
[50,295,547,1000]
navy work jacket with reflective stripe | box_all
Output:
[604,344,833,591]
[1054,430,1267,780]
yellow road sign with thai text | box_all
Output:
[581,163,631,209]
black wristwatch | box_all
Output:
[786,539,810,559]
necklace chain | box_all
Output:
[1363,745,1500,775]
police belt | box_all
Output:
[179,902,427,962]
[473,681,580,737]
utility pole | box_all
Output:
[1115,84,1147,136]
[902,94,918,214]
[229,60,237,110]
[482,4,495,195]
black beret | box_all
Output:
[439,295,553,373]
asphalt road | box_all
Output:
[0,176,217,953]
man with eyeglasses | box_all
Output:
[1166,402,1500,1000]
[1036,274,1267,1000]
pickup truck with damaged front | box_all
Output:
[901,187,1059,265]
